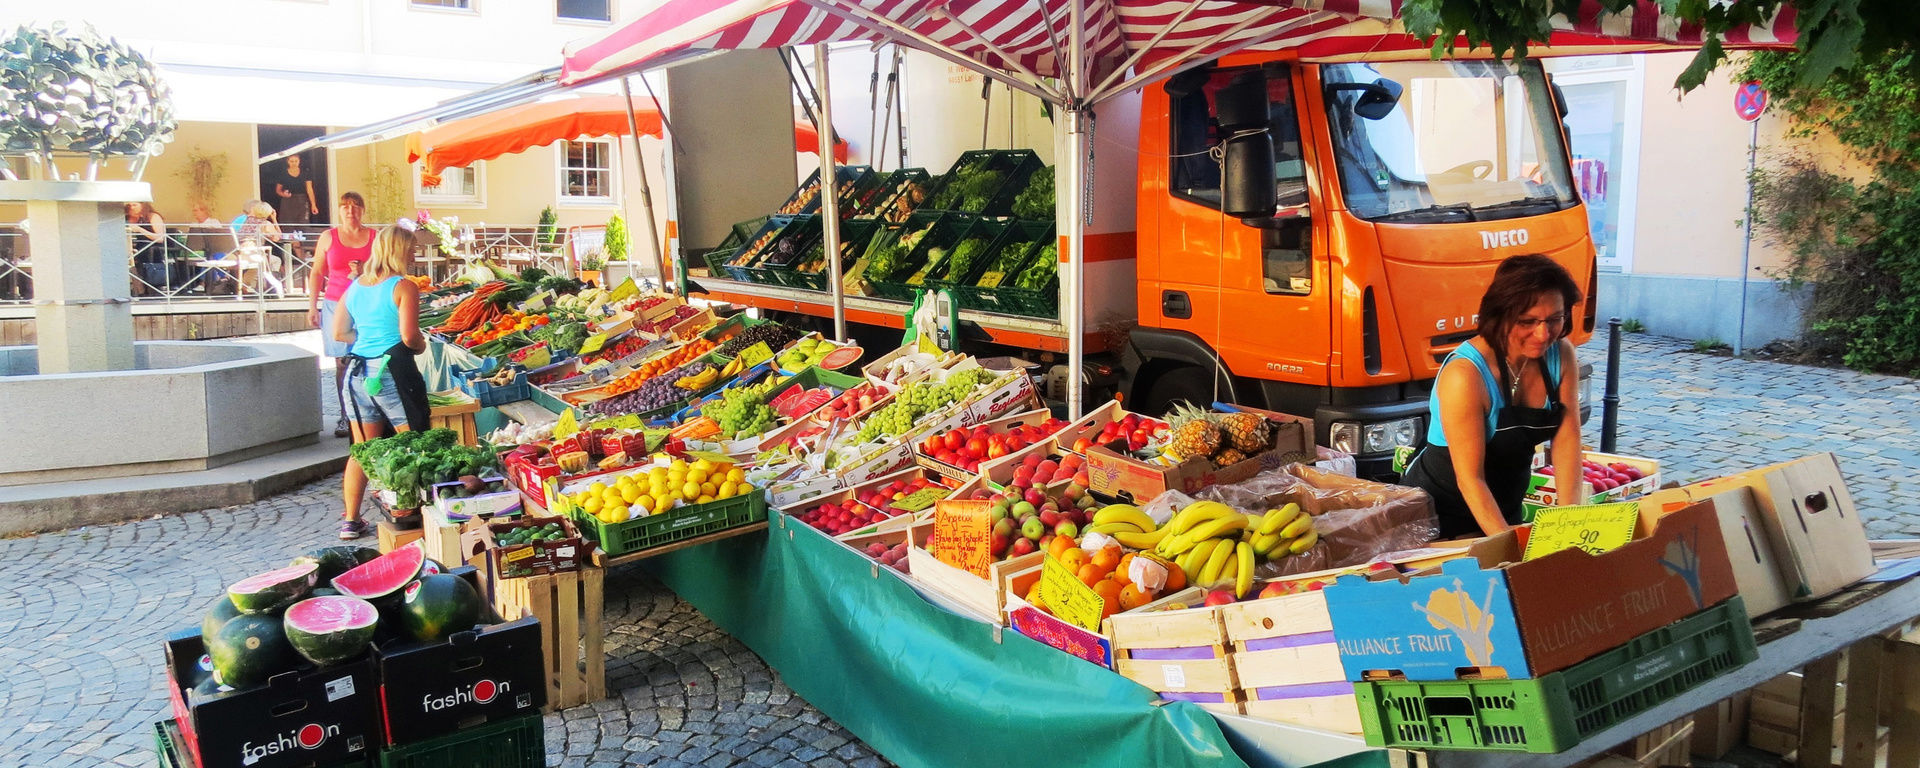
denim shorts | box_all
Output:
[319,300,351,358]
[344,363,408,426]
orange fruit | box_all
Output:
[1153,554,1187,591]
[1094,579,1123,618]
[1048,535,1077,560]
[1078,563,1104,587]
[1118,583,1152,611]
[1056,547,1088,573]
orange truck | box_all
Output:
[688,53,1595,478]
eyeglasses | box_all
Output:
[1515,314,1568,332]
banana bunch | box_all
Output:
[1084,504,1166,550]
[1247,503,1319,558]
[720,355,746,378]
[675,367,720,391]
[1151,501,1322,598]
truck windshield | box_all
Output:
[1321,60,1576,223]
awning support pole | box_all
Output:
[620,76,668,288]
[1065,0,1087,420]
[815,44,847,342]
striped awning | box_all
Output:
[560,0,1797,105]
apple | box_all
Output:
[1021,517,1046,541]
[1024,488,1046,507]
[1055,520,1079,539]
[1072,437,1093,453]
[1258,582,1290,600]
[1011,537,1037,557]
[866,543,888,558]
[1039,509,1062,527]
[972,488,994,500]
[1011,500,1036,519]
[990,532,1010,557]
[1204,589,1237,607]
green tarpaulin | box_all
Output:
[640,517,1252,767]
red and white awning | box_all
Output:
[560,0,1797,105]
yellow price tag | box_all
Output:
[737,342,775,369]
[553,408,580,440]
[520,345,551,370]
[1038,555,1106,632]
[607,277,639,302]
[1522,503,1641,561]
[916,332,941,355]
[887,487,947,513]
[977,271,1007,288]
[684,449,737,466]
[577,333,608,356]
[588,413,644,431]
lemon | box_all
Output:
[681,481,701,500]
[648,466,669,482]
[615,475,637,489]
[726,468,746,484]
[631,496,652,515]
[620,486,643,504]
[587,482,609,497]
[605,506,631,523]
[696,495,715,505]
[582,496,604,513]
[688,468,710,485]
[718,481,738,499]
[654,493,675,511]
[693,458,714,473]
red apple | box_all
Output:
[1204,589,1237,607]
[1258,582,1290,600]
[1011,537,1037,556]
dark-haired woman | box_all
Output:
[1402,254,1586,537]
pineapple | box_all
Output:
[1221,411,1271,453]
[1213,448,1249,467]
[1166,401,1223,460]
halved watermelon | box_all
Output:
[227,563,320,614]
[398,574,485,643]
[332,542,425,603]
[819,346,863,370]
[202,594,243,638]
[283,596,379,665]
[208,614,297,689]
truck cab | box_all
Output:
[1127,54,1597,478]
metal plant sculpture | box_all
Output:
[0,22,176,180]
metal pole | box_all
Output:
[620,77,669,290]
[1736,116,1758,356]
[814,44,847,341]
[1602,316,1622,454]
[1064,0,1087,420]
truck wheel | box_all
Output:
[1137,365,1214,418]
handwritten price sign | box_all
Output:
[1523,503,1641,561]
[888,487,947,513]
[737,342,775,370]
[1038,556,1106,632]
[933,500,993,578]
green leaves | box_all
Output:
[0,23,175,159]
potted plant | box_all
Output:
[579,250,606,286]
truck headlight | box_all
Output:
[1330,417,1424,455]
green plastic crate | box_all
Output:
[378,713,543,768]
[778,219,879,291]
[777,165,871,216]
[857,168,933,223]
[1355,596,1757,754]
[570,487,767,556]
[865,212,951,301]
[923,150,1043,216]
[951,223,1056,319]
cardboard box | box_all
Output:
[913,408,1055,482]
[164,628,379,768]
[474,517,586,580]
[1524,450,1663,519]
[1675,452,1874,603]
[902,547,1042,623]
[1322,500,1738,681]
[431,476,520,521]
[1641,485,1794,618]
[373,615,546,746]
[1085,408,1314,504]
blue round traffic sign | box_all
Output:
[1735,81,1767,122]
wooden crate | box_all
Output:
[1106,589,1240,715]
[1218,592,1360,734]
[490,566,607,712]
[377,521,424,553]
[430,398,481,447]
[1576,716,1695,767]
[902,546,1040,622]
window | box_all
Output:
[411,0,472,9]
[416,162,485,206]
[557,0,610,22]
[558,139,616,203]
[1168,64,1309,211]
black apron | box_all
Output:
[1403,359,1565,538]
[343,343,432,432]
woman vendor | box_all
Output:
[1401,254,1586,537]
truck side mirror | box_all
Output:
[1326,77,1403,121]
[1217,71,1276,220]
[1550,80,1570,119]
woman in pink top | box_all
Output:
[307,192,374,438]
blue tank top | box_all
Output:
[1425,341,1562,447]
[343,275,405,357]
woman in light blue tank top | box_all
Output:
[329,225,428,540]
[1401,255,1588,537]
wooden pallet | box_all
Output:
[1746,635,1920,768]
[490,566,607,712]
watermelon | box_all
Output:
[227,563,319,615]
[398,574,485,643]
[202,595,243,639]
[283,596,379,665]
[309,587,341,598]
[208,614,297,689]
[422,558,445,576]
[332,542,425,603]
[291,546,379,582]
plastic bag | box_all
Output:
[1193,464,1439,580]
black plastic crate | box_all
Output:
[376,712,543,768]
[777,166,870,216]
[779,219,880,292]
[858,168,933,224]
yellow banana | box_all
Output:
[1199,538,1236,586]
[1112,529,1169,549]
[1258,503,1302,535]
[1170,501,1235,535]
[1179,539,1218,584]
[1087,521,1145,536]
[1280,514,1316,539]
[1093,504,1157,532]
[1221,553,1239,591]
[1288,529,1320,555]
[1250,531,1281,558]
[1235,541,1256,598]
[1183,513,1251,544]
[721,356,744,377]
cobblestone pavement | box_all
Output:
[0,480,890,768]
[1590,333,1920,537]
